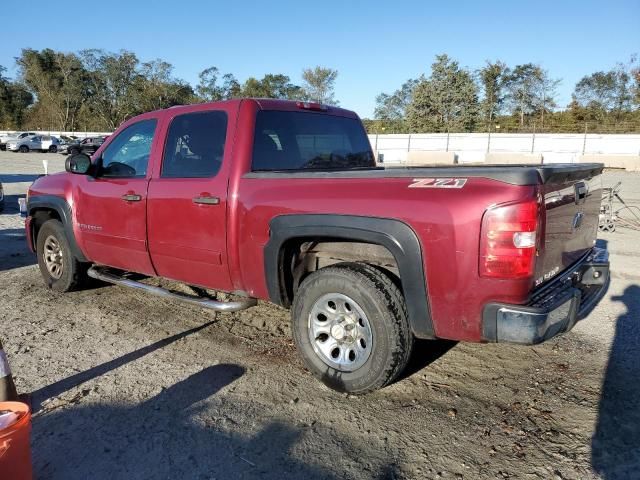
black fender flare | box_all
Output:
[264,214,435,339]
[28,195,88,262]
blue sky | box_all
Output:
[1,0,638,118]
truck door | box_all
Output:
[74,118,158,274]
[41,135,52,152]
[147,108,234,291]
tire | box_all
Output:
[48,145,58,153]
[19,145,29,153]
[292,262,413,394]
[36,219,88,292]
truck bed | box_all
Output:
[245,163,604,186]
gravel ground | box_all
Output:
[1,151,639,480]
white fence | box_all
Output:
[0,130,111,139]
[368,133,640,164]
[3,130,640,164]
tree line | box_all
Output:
[0,48,339,131]
[370,54,640,134]
[1,48,639,134]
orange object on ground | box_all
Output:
[0,402,32,480]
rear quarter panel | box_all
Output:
[235,175,538,342]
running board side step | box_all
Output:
[87,267,257,312]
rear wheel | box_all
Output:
[48,145,58,153]
[292,262,413,394]
[19,145,29,153]
[36,219,88,292]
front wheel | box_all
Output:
[48,145,58,153]
[292,263,413,394]
[36,219,88,292]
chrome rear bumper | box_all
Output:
[482,247,610,344]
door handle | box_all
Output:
[193,196,220,205]
[121,194,142,202]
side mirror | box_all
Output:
[65,153,92,175]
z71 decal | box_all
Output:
[408,178,467,189]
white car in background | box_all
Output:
[6,135,61,153]
[0,131,37,151]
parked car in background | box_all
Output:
[6,135,61,153]
[59,135,77,144]
[0,131,37,151]
[62,136,107,156]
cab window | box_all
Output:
[251,111,374,171]
[99,119,157,178]
[161,111,227,178]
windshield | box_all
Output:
[251,110,374,171]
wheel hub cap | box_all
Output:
[307,293,373,372]
[43,235,64,279]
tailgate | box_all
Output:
[535,168,603,287]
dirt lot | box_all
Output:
[1,151,639,480]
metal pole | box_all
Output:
[531,122,536,154]
[446,130,450,152]
[407,134,412,152]
[582,122,588,155]
[487,127,491,153]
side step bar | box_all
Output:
[87,267,257,312]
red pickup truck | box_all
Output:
[25,99,610,394]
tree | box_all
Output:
[573,64,633,122]
[504,64,543,127]
[135,59,193,112]
[196,67,240,101]
[0,65,33,129]
[16,49,88,130]
[633,66,640,107]
[80,49,141,130]
[406,54,479,132]
[78,50,191,130]
[478,60,508,128]
[301,66,338,104]
[535,69,561,127]
[374,79,418,121]
[240,74,302,99]
[221,73,242,99]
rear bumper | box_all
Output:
[482,246,610,344]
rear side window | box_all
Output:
[251,111,374,171]
[162,111,227,178]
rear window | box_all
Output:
[251,111,374,171]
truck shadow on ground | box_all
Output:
[0,194,24,214]
[0,193,35,272]
[33,368,352,479]
[29,320,219,411]
[31,322,400,479]
[0,174,41,184]
[591,283,640,479]
[401,339,457,380]
[0,228,35,271]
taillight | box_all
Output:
[479,200,539,279]
[296,101,328,111]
